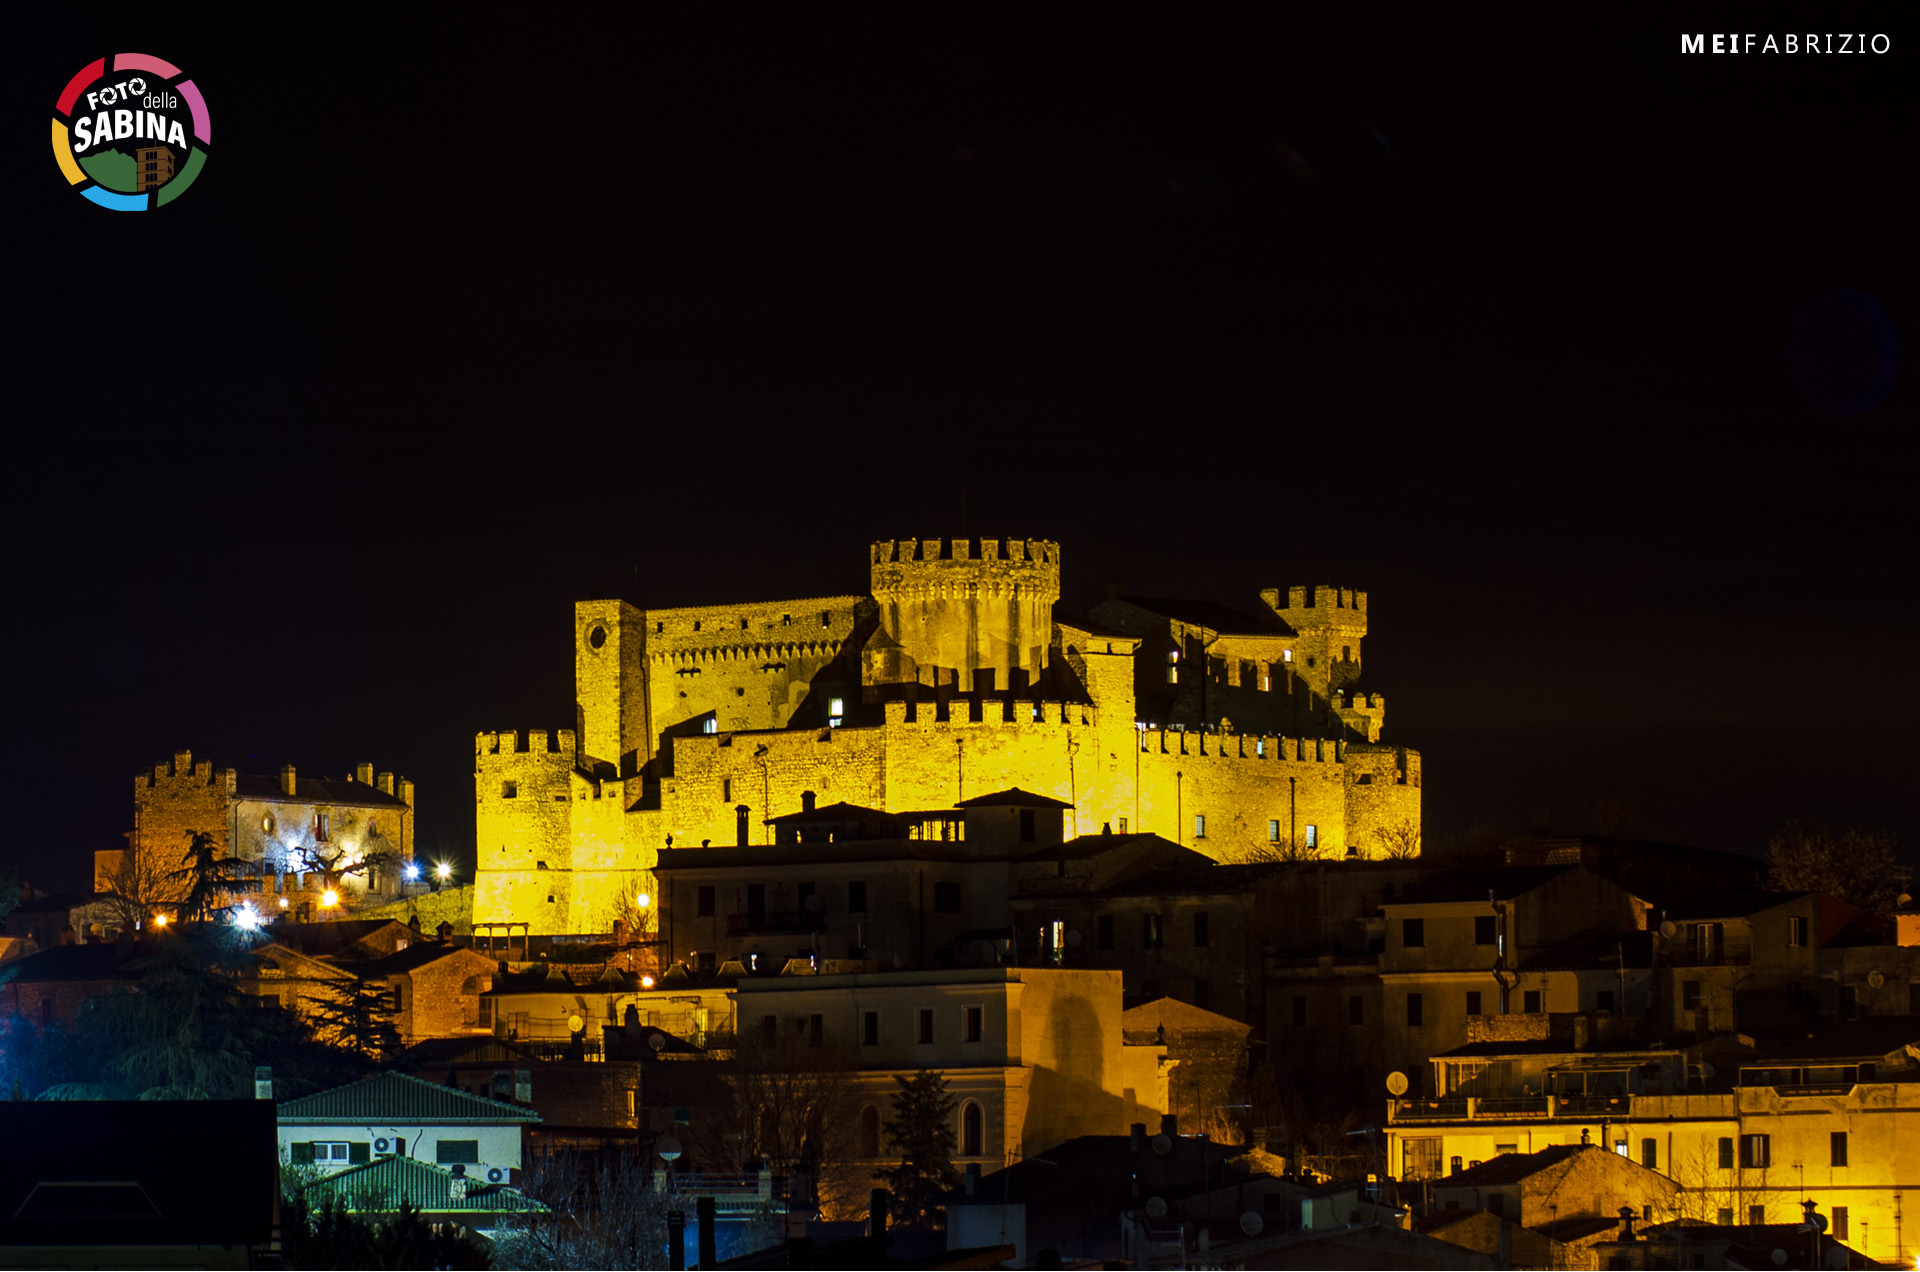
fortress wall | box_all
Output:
[473,729,579,926]
[1341,745,1423,855]
[1132,730,1350,859]
[650,633,854,739]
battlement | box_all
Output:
[870,537,1059,567]
[1263,585,1368,617]
[475,728,579,760]
[1137,728,1342,764]
[135,748,236,793]
[1336,691,1385,712]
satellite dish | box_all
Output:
[1701,1062,1716,1078]
[656,1134,683,1163]
[1810,1213,1828,1232]
[488,1167,504,1183]
[803,893,824,912]
[1145,1196,1168,1218]
[649,1031,667,1051]
[1065,928,1083,947]
[1902,894,1914,908]
[568,1014,585,1034]
[1386,1071,1410,1096]
[1659,921,1678,939]
[1772,1250,1788,1265]
[1869,971,1886,988]
[1240,1211,1264,1236]
[1152,1134,1173,1155]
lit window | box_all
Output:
[1268,820,1280,842]
[1303,824,1317,848]
[828,698,844,727]
[315,1142,352,1163]
[701,718,717,734]
[1193,814,1206,839]
[1283,650,1293,663]
[1256,738,1266,757]
[1788,915,1808,947]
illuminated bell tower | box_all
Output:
[574,599,652,777]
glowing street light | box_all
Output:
[278,896,290,909]
[435,861,453,882]
[640,975,656,989]
[233,903,262,932]
[321,889,339,908]
[636,892,651,910]
[151,913,169,928]
[404,861,421,882]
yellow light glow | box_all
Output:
[641,975,656,988]
[321,889,339,908]
[636,893,651,909]
[152,913,169,927]
[278,897,290,908]
[435,862,452,881]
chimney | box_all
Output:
[254,1066,273,1100]
[965,1163,980,1195]
[1161,1113,1179,1139]
[280,764,297,796]
[400,778,415,807]
[1617,1205,1636,1241]
[667,1209,686,1270]
[514,1069,532,1103]
[697,1195,718,1269]
[355,761,373,785]
[869,1188,890,1240]
[1131,1122,1146,1152]
[801,790,817,813]
[377,771,394,795]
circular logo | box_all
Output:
[52,54,209,210]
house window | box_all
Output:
[1098,915,1114,950]
[697,886,715,917]
[918,1009,935,1045]
[1193,814,1206,839]
[315,811,331,841]
[1682,980,1702,1010]
[1524,990,1543,1014]
[859,1105,881,1156]
[1749,1204,1766,1225]
[1193,912,1210,948]
[961,1101,984,1157]
[1349,996,1364,1026]
[1303,824,1317,849]
[263,814,275,833]
[478,998,493,1028]
[828,697,844,726]
[722,778,731,802]
[1403,1138,1441,1180]
[1474,916,1496,945]
[862,1011,879,1046]
[501,781,517,799]
[1834,1207,1849,1240]
[1718,1208,1734,1225]
[702,718,717,734]
[848,881,867,912]
[934,881,961,913]
[1740,1134,1770,1169]
[964,1005,983,1043]
[1283,649,1293,663]
[1269,820,1280,842]
[1465,991,1481,1016]
[313,1142,354,1164]
[1117,817,1128,833]
[1407,993,1424,1027]
[760,1015,778,1047]
[1020,809,1036,842]
[1402,919,1425,948]
[1293,996,1307,1027]
[1789,915,1808,947]
[1718,1137,1734,1169]
[1832,1131,1849,1167]
[1143,915,1163,949]
[1641,1138,1657,1169]
[436,1140,480,1166]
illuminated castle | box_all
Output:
[473,539,1421,934]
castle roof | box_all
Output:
[1113,596,1292,636]
[233,773,409,808]
[278,1070,540,1124]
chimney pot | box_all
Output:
[280,764,297,796]
[1161,1113,1179,1139]
[801,790,817,813]
[1131,1122,1146,1152]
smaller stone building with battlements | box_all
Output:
[474,539,1422,936]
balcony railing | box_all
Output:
[726,911,826,936]
[1390,1093,1632,1122]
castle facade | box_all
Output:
[473,539,1420,934]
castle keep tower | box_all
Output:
[869,538,1061,693]
[575,600,651,777]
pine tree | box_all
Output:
[878,1070,961,1230]
[304,976,402,1063]
[170,830,258,922]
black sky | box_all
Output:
[9,4,1914,892]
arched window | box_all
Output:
[961,1101,984,1157]
[859,1105,881,1158]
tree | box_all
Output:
[169,830,258,923]
[1370,819,1423,861]
[1765,820,1909,917]
[95,850,172,935]
[1234,838,1324,864]
[280,1189,492,1270]
[878,1070,961,1231]
[291,838,396,896]
[304,976,402,1063]
[494,1148,705,1270]
[0,868,20,921]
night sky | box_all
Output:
[10,5,1914,894]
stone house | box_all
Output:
[347,941,500,1046]
[277,1070,540,1183]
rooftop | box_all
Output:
[278,1070,542,1124]
[302,1155,547,1216]
[954,787,1074,810]
[1387,866,1574,906]
[1437,1143,1587,1186]
[234,773,410,808]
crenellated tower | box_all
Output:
[868,537,1061,693]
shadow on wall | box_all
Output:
[1024,993,1113,1152]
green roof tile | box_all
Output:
[303,1155,547,1215]
[278,1071,540,1123]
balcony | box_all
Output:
[1389,1093,1631,1123]
[726,910,826,936]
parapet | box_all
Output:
[870,537,1062,596]
[1264,585,1367,618]
[475,728,579,760]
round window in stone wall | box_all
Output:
[263,814,275,834]
[588,625,608,651]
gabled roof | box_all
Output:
[0,1101,277,1248]
[0,942,144,984]
[1438,1143,1586,1186]
[1052,610,1139,642]
[278,1070,541,1124]
[955,787,1073,810]
[763,800,896,825]
[349,940,490,978]
[397,1036,547,1068]
[1667,889,1809,921]
[1095,861,1289,897]
[1387,866,1574,906]
[302,1155,547,1216]
[234,773,410,808]
[271,919,414,960]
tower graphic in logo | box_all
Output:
[52,53,210,210]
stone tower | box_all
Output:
[575,599,651,776]
[868,538,1061,693]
